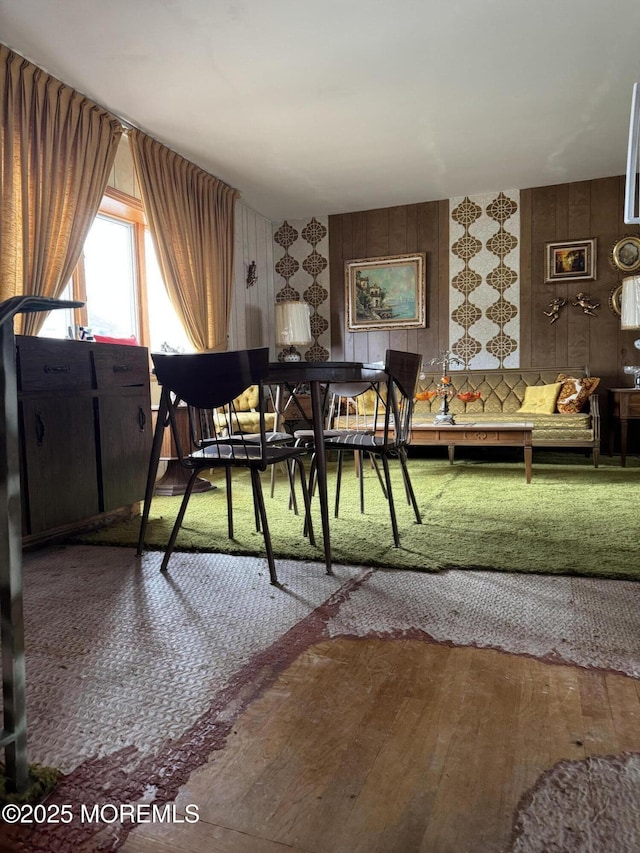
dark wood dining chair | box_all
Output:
[324,349,423,547]
[137,347,315,585]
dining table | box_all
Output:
[267,360,386,574]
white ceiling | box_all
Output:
[2,0,640,221]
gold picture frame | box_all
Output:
[608,282,623,316]
[610,235,640,274]
[345,253,426,332]
[545,239,596,283]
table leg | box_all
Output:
[621,418,628,467]
[523,444,532,484]
[310,379,333,574]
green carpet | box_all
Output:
[79,452,640,580]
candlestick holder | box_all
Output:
[428,350,465,425]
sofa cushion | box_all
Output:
[517,383,562,414]
[411,412,592,430]
[555,374,600,413]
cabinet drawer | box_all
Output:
[627,398,640,417]
[17,336,92,391]
[92,344,149,388]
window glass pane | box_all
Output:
[145,231,193,353]
[37,282,73,339]
[84,215,138,339]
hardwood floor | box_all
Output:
[122,637,640,853]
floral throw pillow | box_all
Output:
[556,374,600,414]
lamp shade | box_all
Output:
[275,301,312,346]
[621,275,640,329]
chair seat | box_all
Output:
[294,428,350,442]
[230,431,293,444]
[193,443,305,465]
[325,432,385,449]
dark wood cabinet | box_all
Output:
[608,387,640,466]
[16,335,152,543]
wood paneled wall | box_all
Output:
[329,176,640,390]
[329,201,449,365]
[522,176,639,387]
[228,203,277,357]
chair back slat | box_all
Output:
[384,349,421,446]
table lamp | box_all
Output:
[275,300,311,362]
[621,275,640,387]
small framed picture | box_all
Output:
[545,239,596,283]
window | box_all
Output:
[38,188,192,353]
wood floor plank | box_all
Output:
[123,638,640,853]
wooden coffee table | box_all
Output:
[412,422,534,483]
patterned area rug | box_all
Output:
[509,753,640,852]
[4,544,640,851]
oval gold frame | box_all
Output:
[610,235,640,273]
[608,283,623,316]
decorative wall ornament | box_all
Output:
[449,190,520,369]
[273,217,329,361]
[545,239,596,283]
[572,292,600,316]
[246,260,258,288]
[543,297,566,324]
[609,235,640,274]
[608,283,623,316]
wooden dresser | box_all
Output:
[16,335,152,544]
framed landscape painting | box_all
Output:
[345,252,426,332]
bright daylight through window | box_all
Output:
[38,191,192,355]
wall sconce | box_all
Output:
[246,260,258,288]
[275,300,312,362]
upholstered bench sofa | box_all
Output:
[410,366,601,466]
[213,384,276,434]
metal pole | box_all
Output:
[0,297,82,793]
[0,320,28,792]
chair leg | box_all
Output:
[293,457,316,547]
[381,455,400,547]
[334,451,344,517]
[357,451,365,514]
[369,453,388,500]
[225,468,234,539]
[161,470,199,571]
[285,460,299,516]
[250,468,279,586]
[398,448,422,524]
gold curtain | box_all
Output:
[129,130,239,352]
[0,45,123,335]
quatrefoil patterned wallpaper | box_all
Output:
[449,190,521,369]
[272,193,521,367]
[273,216,330,361]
